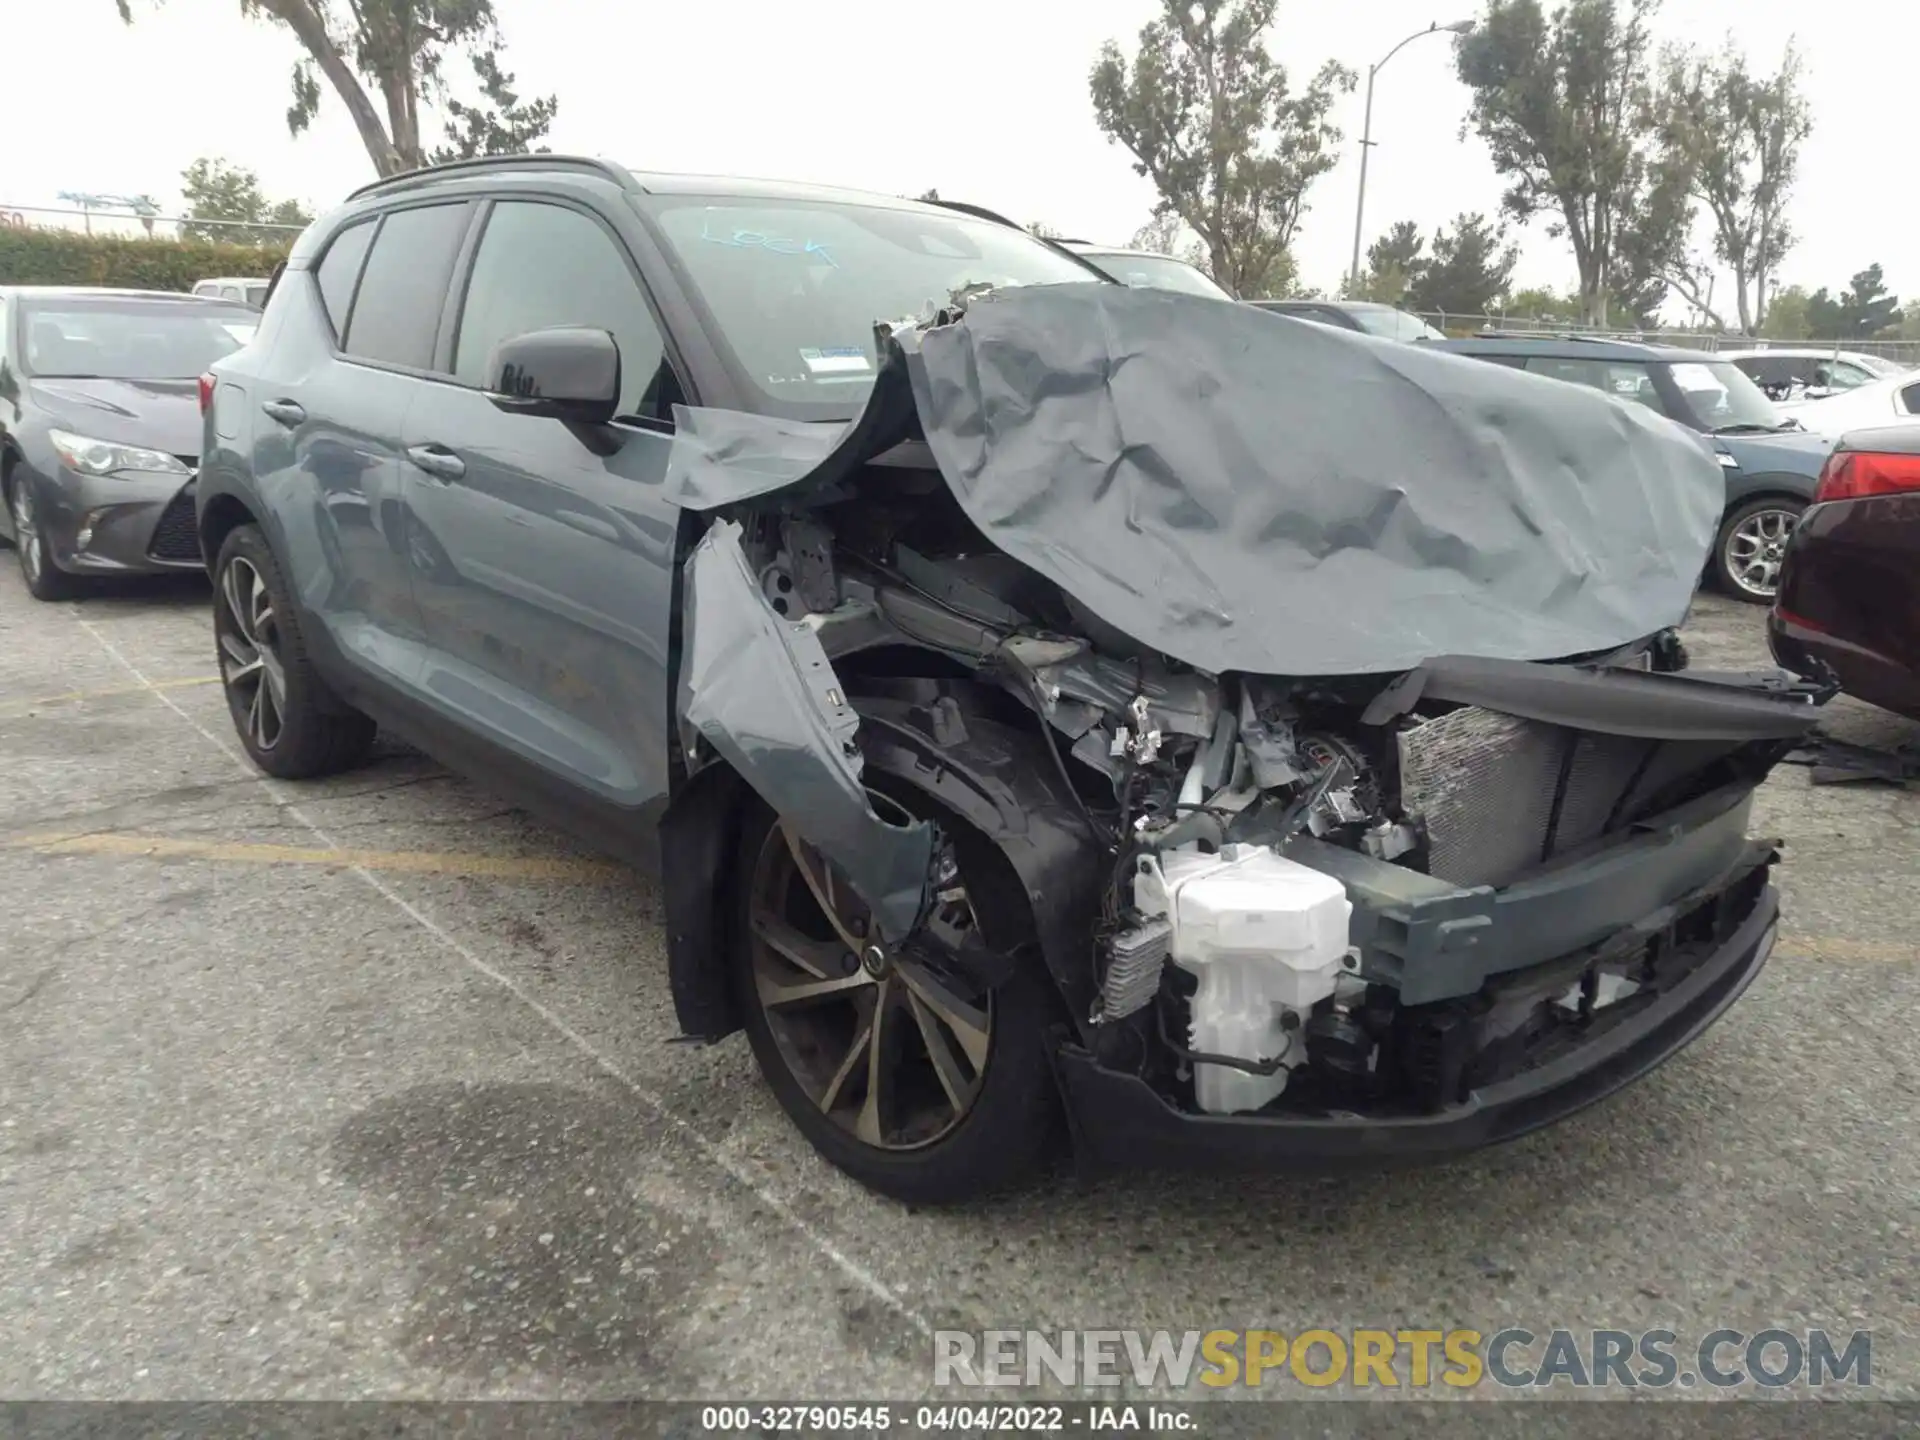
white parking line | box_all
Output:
[69,606,934,1340]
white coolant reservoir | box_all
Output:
[1135,845,1353,1115]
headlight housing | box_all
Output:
[47,428,191,478]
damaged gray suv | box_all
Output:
[197,156,1827,1203]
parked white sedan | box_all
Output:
[1776,370,1920,438]
[1722,347,1907,401]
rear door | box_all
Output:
[400,195,687,815]
[245,201,472,692]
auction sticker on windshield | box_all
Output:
[799,346,871,375]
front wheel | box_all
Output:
[1713,498,1805,604]
[728,790,1060,1204]
[8,474,83,601]
[213,523,377,778]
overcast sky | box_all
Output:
[11,0,1915,306]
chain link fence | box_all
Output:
[1410,310,1920,367]
[0,203,305,244]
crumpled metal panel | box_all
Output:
[681,520,932,941]
[900,285,1722,676]
[662,282,1723,677]
[663,408,846,508]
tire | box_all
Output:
[7,472,85,601]
[728,788,1060,1204]
[1712,497,1805,605]
[213,523,377,778]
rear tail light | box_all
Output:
[1812,448,1920,503]
[197,372,215,415]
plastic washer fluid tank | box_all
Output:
[1137,845,1354,1115]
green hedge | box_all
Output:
[0,226,290,291]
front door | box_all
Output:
[402,197,686,817]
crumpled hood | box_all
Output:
[665,283,1723,677]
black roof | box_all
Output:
[1432,334,1722,364]
[344,153,950,214]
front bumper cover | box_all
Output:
[1052,879,1777,1174]
[24,463,201,574]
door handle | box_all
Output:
[405,444,467,482]
[261,398,306,427]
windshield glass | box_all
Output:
[19,299,258,379]
[643,195,1099,415]
[1665,360,1782,431]
[1075,251,1233,301]
[1854,352,1904,377]
[1352,308,1447,342]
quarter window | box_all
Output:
[341,203,470,369]
[314,218,376,340]
[1901,381,1920,415]
[453,201,673,420]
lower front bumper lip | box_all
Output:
[1051,884,1778,1174]
[40,474,201,574]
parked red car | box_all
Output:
[1769,426,1920,720]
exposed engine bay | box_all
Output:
[667,282,1826,1132]
[683,454,1812,1122]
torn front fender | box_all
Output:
[680,519,933,941]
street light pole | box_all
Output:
[1346,19,1476,295]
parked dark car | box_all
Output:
[1435,335,1835,603]
[1249,299,1446,342]
[196,156,1822,1203]
[0,287,261,599]
[1770,426,1920,720]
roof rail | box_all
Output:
[345,154,638,203]
[917,197,1108,276]
[920,198,1024,230]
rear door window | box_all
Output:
[1523,357,1662,410]
[451,200,675,421]
[314,218,376,340]
[1739,356,1794,393]
[1901,382,1920,415]
[341,203,470,370]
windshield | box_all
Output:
[1664,360,1783,432]
[1854,352,1905,378]
[1075,250,1233,301]
[19,299,258,379]
[642,195,1099,415]
[1352,308,1447,342]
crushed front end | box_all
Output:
[660,281,1827,1173]
[1050,657,1815,1169]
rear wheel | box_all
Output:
[213,524,377,778]
[8,474,83,601]
[1713,498,1805,604]
[729,789,1059,1203]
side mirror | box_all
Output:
[486,327,620,424]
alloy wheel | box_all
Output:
[216,555,288,751]
[1725,507,1798,599]
[747,804,992,1150]
[11,482,42,585]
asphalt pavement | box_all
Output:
[2,562,1917,1409]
